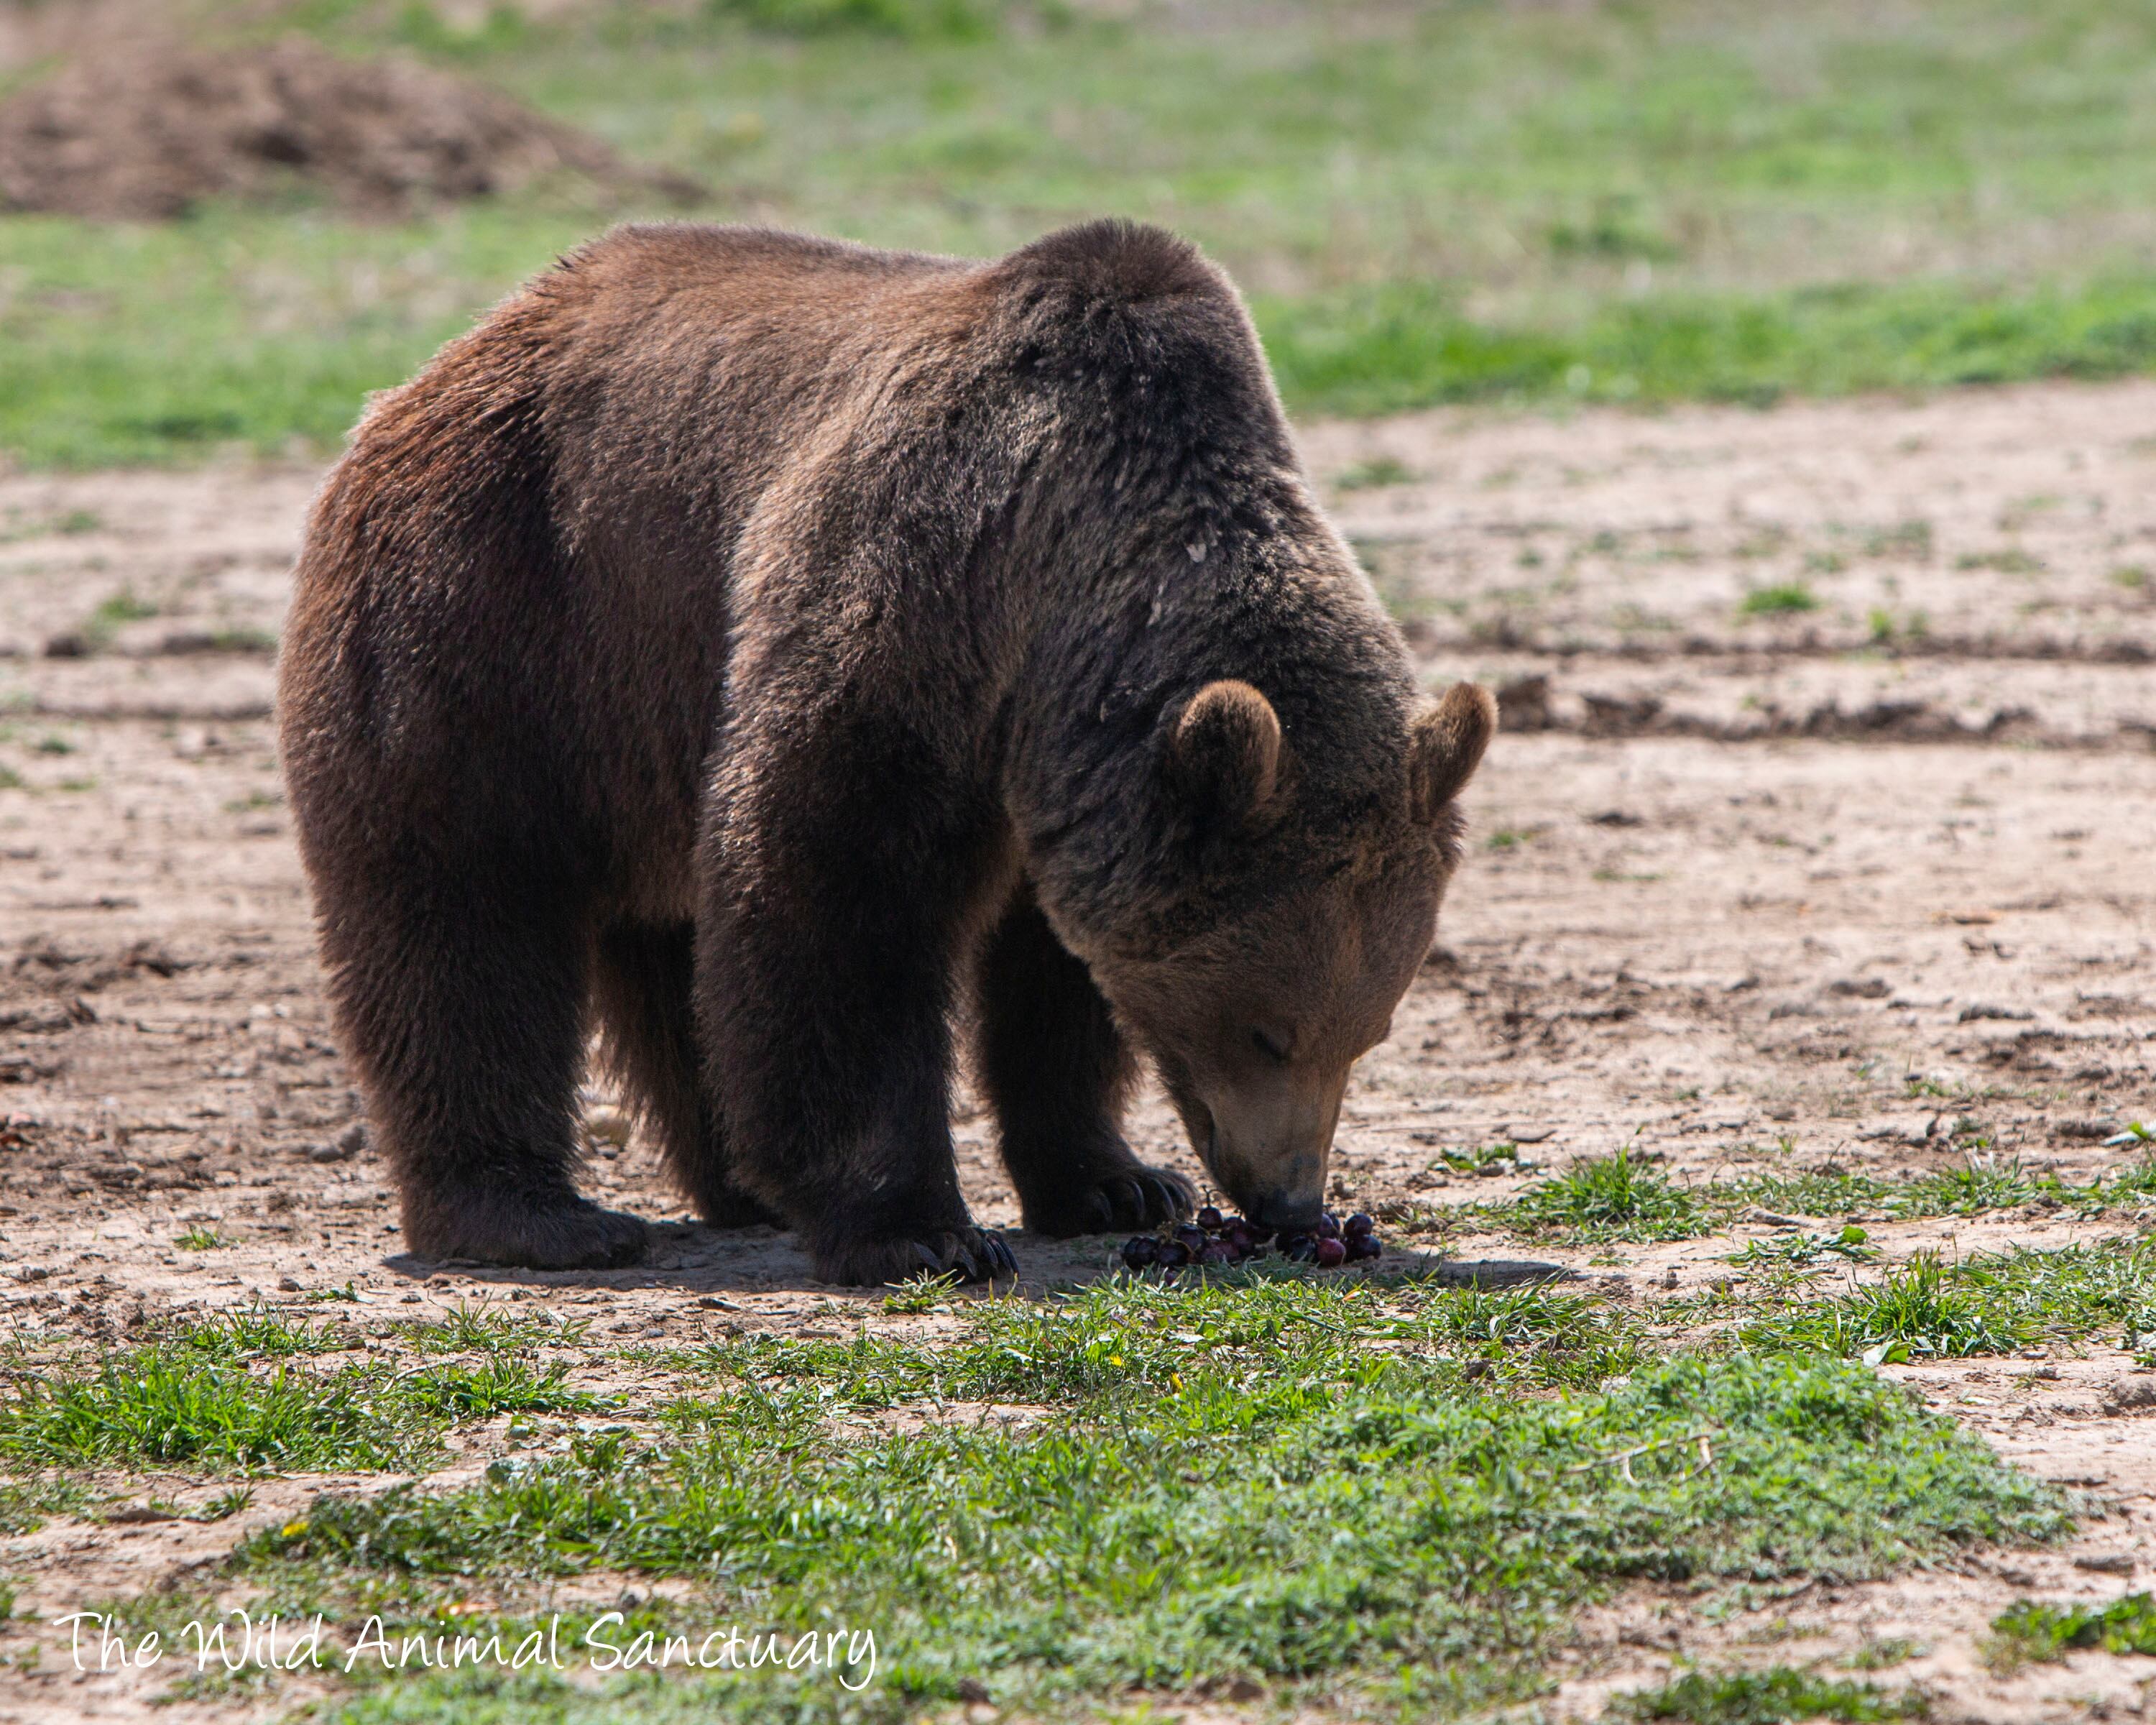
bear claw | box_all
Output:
[815,1224,1015,1287]
[1076,1165,1195,1236]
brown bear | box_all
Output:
[277,218,1496,1285]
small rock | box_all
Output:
[584,1105,632,1149]
[1828,977,1890,998]
[1226,1676,1265,1701]
[2076,1553,2137,1575]
[1494,673,1551,732]
[957,1678,991,1704]
[336,1121,368,1156]
[106,1504,177,1524]
[2103,1380,2156,1415]
[277,1275,302,1292]
[305,1142,346,1163]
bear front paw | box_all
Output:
[403,1192,650,1271]
[811,1224,1016,1287]
[1024,1163,1195,1238]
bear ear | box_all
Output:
[1408,682,1498,824]
[1170,680,1281,825]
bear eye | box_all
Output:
[1250,1027,1292,1066]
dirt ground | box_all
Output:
[1,377,2154,1721]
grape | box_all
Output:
[1121,1236,1160,1269]
[1195,1205,1225,1231]
[1314,1237,1347,1268]
[1344,1212,1375,1239]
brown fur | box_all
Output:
[278,218,1495,1283]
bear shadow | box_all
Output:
[381,1223,1580,1302]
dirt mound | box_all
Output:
[0,37,697,219]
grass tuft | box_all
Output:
[0,1347,600,1473]
[1989,1593,2156,1670]
[1617,1665,1927,1722]
[1506,1151,1713,1242]
[1738,583,1821,617]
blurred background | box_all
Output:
[6,0,2156,469]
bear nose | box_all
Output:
[1250,1189,1325,1234]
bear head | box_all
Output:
[1063,677,1496,1234]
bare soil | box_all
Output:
[0,38,694,220]
[1,378,2154,1721]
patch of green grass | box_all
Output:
[193,1485,257,1523]
[878,1270,966,1314]
[1738,582,1821,617]
[1452,1154,2156,1248]
[1844,1637,1924,1672]
[1864,521,1935,561]
[1989,1592,2156,1670]
[237,1277,2060,1721]
[1503,1151,1714,1243]
[1332,454,1417,491]
[1740,1240,2156,1363]
[175,1225,231,1251]
[1259,275,2156,420]
[1727,1225,1878,1270]
[0,1347,602,1473]
[1731,1155,2156,1223]
[1742,1252,2036,1363]
[19,5,2156,462]
[1955,547,2045,574]
[0,1478,89,1537]
[1432,1141,1529,1179]
[163,1305,352,1358]
[1617,1665,1926,1723]
[77,586,158,649]
[406,1305,593,1354]
[0,767,24,791]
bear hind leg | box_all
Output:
[322,875,648,1271]
[590,922,780,1230]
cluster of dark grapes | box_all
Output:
[1121,1205,1381,1271]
